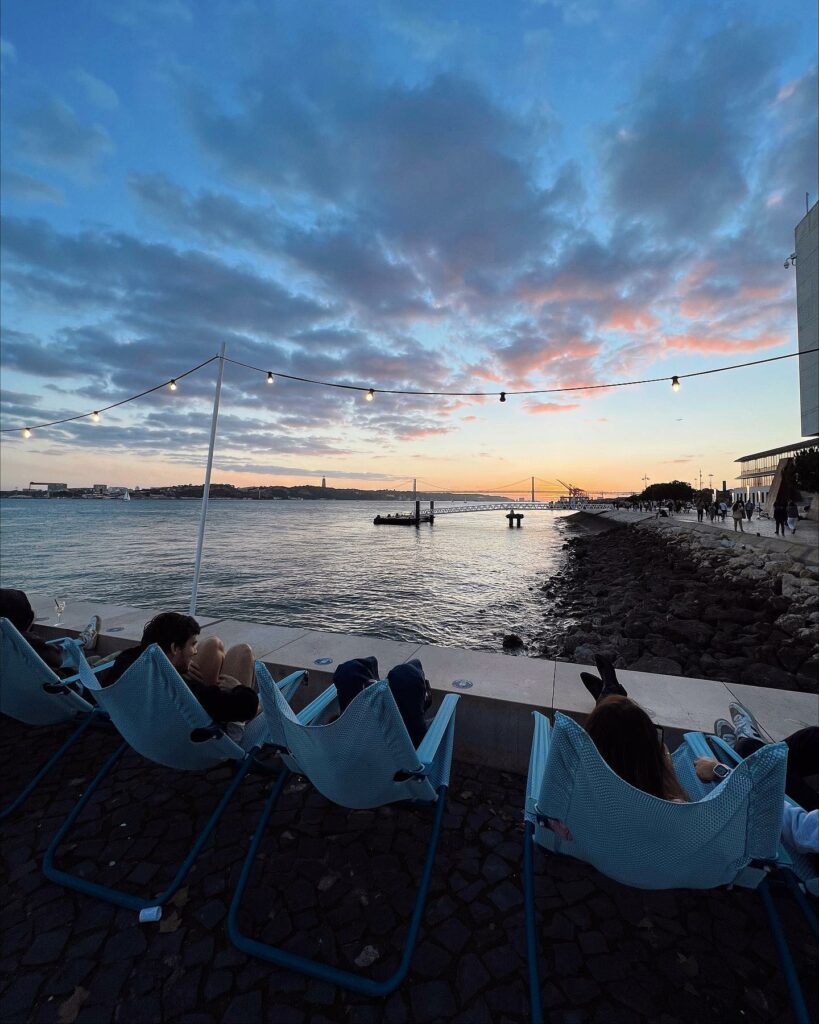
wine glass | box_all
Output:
[54,597,67,625]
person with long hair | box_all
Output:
[585,694,690,802]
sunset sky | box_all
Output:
[1,0,817,495]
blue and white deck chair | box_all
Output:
[228,665,459,996]
[523,713,813,1024]
[42,644,306,919]
[678,729,819,1007]
[0,617,113,820]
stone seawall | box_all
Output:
[538,513,819,694]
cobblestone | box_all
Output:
[1,717,817,1022]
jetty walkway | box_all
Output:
[2,594,817,1022]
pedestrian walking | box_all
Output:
[732,498,745,532]
[787,499,799,535]
[745,498,755,522]
[719,500,728,522]
[773,498,788,537]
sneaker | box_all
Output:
[78,615,101,652]
[728,700,764,743]
[713,719,736,747]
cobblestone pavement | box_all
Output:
[1,717,817,1024]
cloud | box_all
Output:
[522,400,580,414]
[1,170,64,205]
[1,216,329,339]
[14,97,113,178]
[601,25,780,237]
[74,69,119,110]
[1,38,17,63]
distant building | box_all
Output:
[92,483,108,494]
[734,439,816,506]
[735,202,819,507]
[321,477,326,489]
[795,201,818,436]
[29,481,67,494]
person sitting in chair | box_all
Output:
[103,612,259,728]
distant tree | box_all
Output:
[794,447,819,494]
[639,480,694,501]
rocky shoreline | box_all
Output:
[537,518,819,694]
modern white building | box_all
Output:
[795,201,818,437]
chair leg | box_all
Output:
[43,744,258,914]
[780,868,819,942]
[1,710,102,822]
[228,778,450,996]
[758,878,812,1024]
[523,821,544,1024]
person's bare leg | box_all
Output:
[222,642,256,689]
[188,636,225,687]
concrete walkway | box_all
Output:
[610,506,819,551]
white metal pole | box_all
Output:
[190,342,226,616]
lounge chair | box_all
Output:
[0,617,113,820]
[228,664,459,996]
[42,644,306,918]
[523,712,813,1024]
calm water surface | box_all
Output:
[0,499,578,650]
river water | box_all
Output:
[0,498,579,650]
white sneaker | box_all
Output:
[78,615,101,652]
[728,700,764,743]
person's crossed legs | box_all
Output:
[188,636,256,690]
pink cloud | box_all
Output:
[522,400,580,415]
[662,331,786,353]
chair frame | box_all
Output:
[228,687,458,996]
[523,714,816,1024]
[1,636,114,821]
[42,669,307,917]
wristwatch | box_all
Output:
[712,763,732,781]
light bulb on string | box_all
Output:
[23,427,32,439]
[169,379,177,391]
[91,411,100,423]
[671,376,680,393]
[267,372,274,384]
[499,392,506,403]
[365,388,374,402]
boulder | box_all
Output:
[740,567,768,582]
[664,618,713,646]
[628,654,683,676]
[780,574,803,599]
[773,614,805,637]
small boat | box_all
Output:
[122,489,131,501]
[373,513,434,525]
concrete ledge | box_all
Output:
[27,594,819,775]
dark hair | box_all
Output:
[140,612,200,654]
[585,696,688,801]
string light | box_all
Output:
[225,347,819,402]
[0,355,218,435]
[3,347,817,437]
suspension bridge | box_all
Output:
[373,477,621,526]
